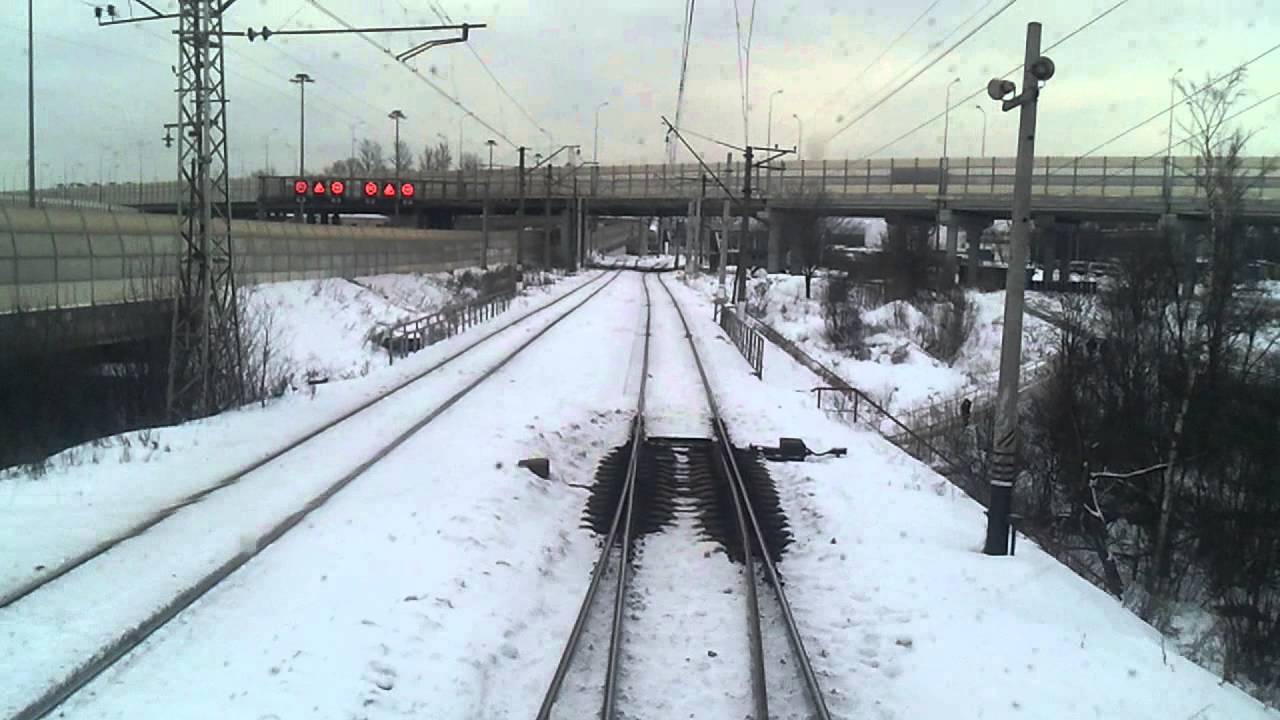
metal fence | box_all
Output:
[380,289,515,364]
[717,306,764,378]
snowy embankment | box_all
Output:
[0,269,571,606]
[687,271,1057,416]
[241,269,495,383]
[2,268,1274,719]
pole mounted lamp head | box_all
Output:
[987,53,1053,111]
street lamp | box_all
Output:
[766,89,784,149]
[593,101,610,163]
[791,113,802,159]
[348,120,365,163]
[486,139,497,171]
[941,77,961,163]
[290,73,315,176]
[1165,67,1184,205]
[389,109,407,179]
[974,105,988,157]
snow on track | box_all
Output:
[612,276,754,718]
[0,272,616,719]
[660,275,1279,720]
[0,276,595,605]
[43,272,646,720]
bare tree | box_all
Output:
[459,151,482,172]
[418,141,452,173]
[357,139,387,175]
[392,140,414,175]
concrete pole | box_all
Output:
[516,146,526,278]
[544,165,552,268]
[718,200,730,292]
[481,179,490,269]
[685,200,697,274]
[984,22,1044,556]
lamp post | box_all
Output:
[1165,67,1184,206]
[486,139,497,170]
[593,101,610,163]
[766,89,784,148]
[791,113,802,159]
[27,0,36,207]
[974,104,988,157]
[389,109,407,179]
[349,120,365,164]
[289,73,314,176]
[941,77,961,166]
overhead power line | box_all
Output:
[816,0,943,117]
[827,0,1019,144]
[829,0,996,124]
[1045,45,1280,174]
[425,0,550,138]
[851,0,1133,159]
[305,0,520,148]
[669,0,697,164]
[1049,86,1280,193]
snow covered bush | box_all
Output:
[915,290,976,366]
[822,272,868,358]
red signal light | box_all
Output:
[293,179,308,196]
[329,180,345,195]
[312,180,327,196]
[400,182,415,198]
[363,181,378,198]
[382,182,397,198]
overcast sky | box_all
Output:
[1,0,1277,188]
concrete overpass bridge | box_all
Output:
[21,155,1280,225]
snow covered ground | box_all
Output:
[2,269,1275,719]
[242,269,497,383]
[687,271,1057,416]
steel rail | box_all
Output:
[0,271,611,612]
[656,273,833,720]
[535,273,650,720]
[11,270,624,720]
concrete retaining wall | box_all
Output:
[0,205,542,314]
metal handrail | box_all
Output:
[381,287,516,363]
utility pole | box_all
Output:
[290,73,313,175]
[983,21,1055,556]
[93,2,480,417]
[733,145,755,305]
[517,146,526,275]
[27,0,36,208]
[544,164,552,268]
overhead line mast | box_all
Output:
[92,1,482,418]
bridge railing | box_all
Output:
[38,156,1279,208]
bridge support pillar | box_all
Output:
[941,209,959,288]
[959,215,991,288]
[767,208,789,273]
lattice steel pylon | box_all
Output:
[167,0,243,418]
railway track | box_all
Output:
[3,270,623,720]
[536,272,831,719]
